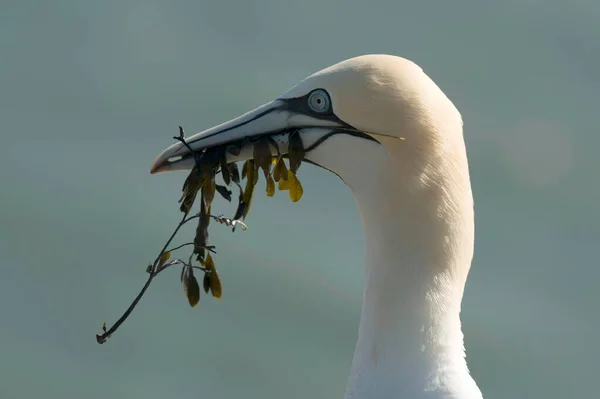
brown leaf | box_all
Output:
[253,139,273,179]
[183,266,200,307]
[203,272,211,294]
[227,144,241,157]
[194,191,210,261]
[228,163,240,183]
[203,178,216,207]
[266,175,275,197]
[199,163,215,179]
[273,158,281,182]
[215,184,232,202]
[279,158,289,182]
[242,161,256,219]
[233,200,248,222]
[281,160,290,181]
[179,168,203,213]
[272,157,286,182]
[252,162,260,185]
[288,131,305,173]
[220,156,231,186]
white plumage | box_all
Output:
[151,55,483,399]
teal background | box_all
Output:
[1,1,598,398]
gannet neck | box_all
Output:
[341,139,482,399]
[306,117,482,398]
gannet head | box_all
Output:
[150,55,479,398]
[150,54,466,196]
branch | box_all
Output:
[96,127,247,344]
[96,125,305,344]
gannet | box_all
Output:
[150,54,483,399]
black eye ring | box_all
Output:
[307,89,331,114]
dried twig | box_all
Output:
[96,127,243,344]
[96,128,305,344]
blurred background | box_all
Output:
[1,1,598,398]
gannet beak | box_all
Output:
[150,97,348,174]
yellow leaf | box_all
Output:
[203,178,216,206]
[242,160,251,180]
[289,174,303,202]
[266,175,275,197]
[278,179,290,191]
[244,160,258,187]
[205,254,216,273]
[157,251,171,268]
[279,170,294,191]
[210,271,222,299]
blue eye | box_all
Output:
[307,89,331,113]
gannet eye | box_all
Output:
[307,89,331,114]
